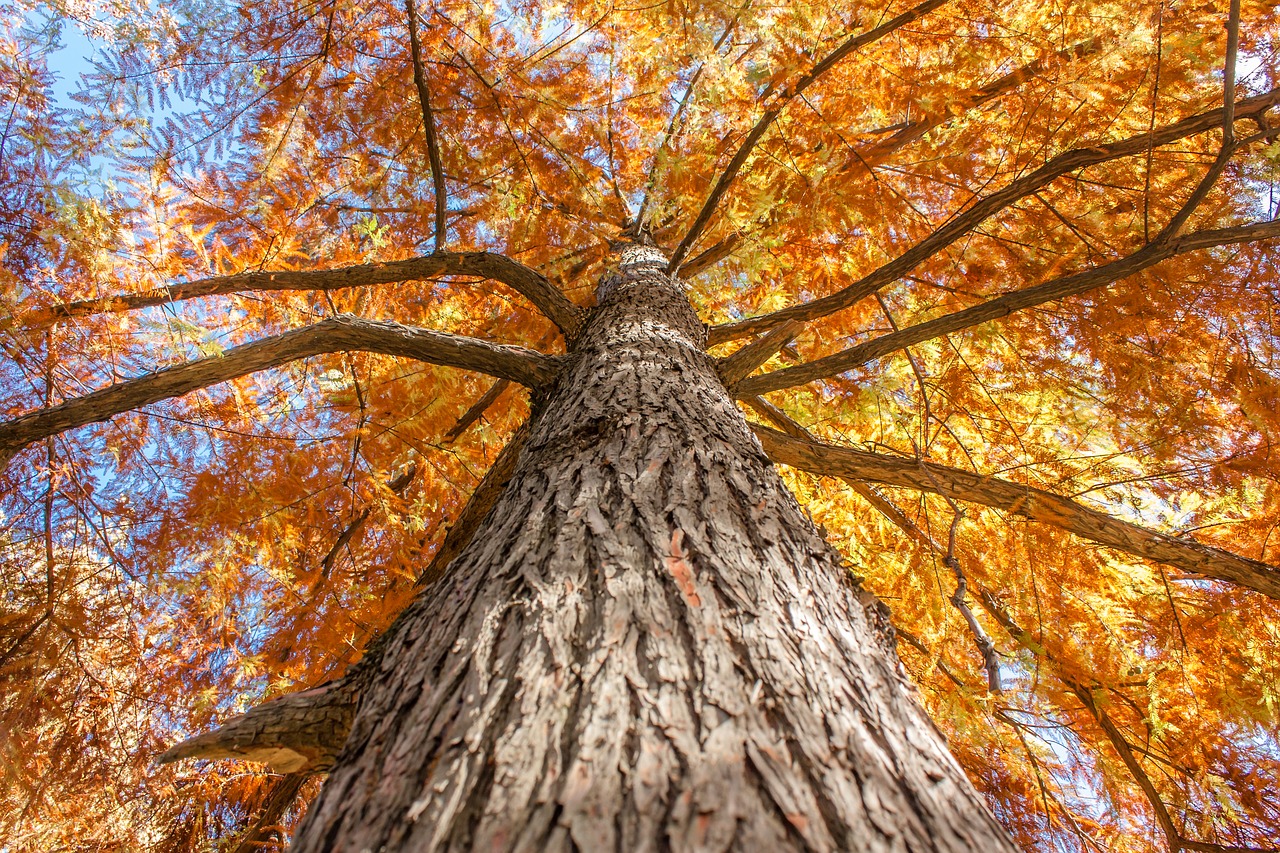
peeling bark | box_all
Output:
[292,246,1016,852]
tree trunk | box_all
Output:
[291,246,1017,852]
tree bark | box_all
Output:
[291,247,1017,851]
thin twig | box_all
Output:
[668,0,953,270]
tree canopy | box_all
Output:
[2,0,1279,849]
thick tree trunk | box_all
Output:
[292,247,1017,852]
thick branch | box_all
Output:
[0,316,560,466]
[668,0,954,270]
[16,251,584,338]
[157,680,356,773]
[735,220,1280,395]
[716,319,804,387]
[710,87,1280,344]
[754,425,1280,599]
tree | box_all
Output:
[2,0,1279,848]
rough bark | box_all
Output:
[291,247,1016,852]
[157,680,356,773]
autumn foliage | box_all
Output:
[2,0,1279,849]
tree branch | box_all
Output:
[1152,0,1240,244]
[14,251,585,339]
[753,425,1280,599]
[852,36,1108,173]
[709,87,1280,344]
[157,680,357,773]
[734,219,1280,395]
[668,0,954,270]
[444,379,511,443]
[0,316,560,466]
[977,590,1277,853]
[405,0,448,251]
[228,773,309,853]
[716,319,803,387]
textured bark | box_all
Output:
[756,425,1280,600]
[292,247,1016,852]
[157,681,356,773]
[0,315,558,467]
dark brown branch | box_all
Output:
[734,220,1280,395]
[312,464,419,594]
[680,232,742,278]
[754,425,1280,599]
[0,609,50,671]
[157,680,357,773]
[15,251,585,338]
[0,316,560,466]
[1153,0,1241,244]
[716,319,804,387]
[444,379,511,443]
[709,87,1280,344]
[668,0,954,270]
[405,0,448,251]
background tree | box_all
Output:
[2,0,1279,848]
